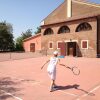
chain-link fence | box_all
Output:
[0,52,45,62]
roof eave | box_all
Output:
[41,13,100,27]
[23,33,41,42]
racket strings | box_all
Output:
[72,67,80,75]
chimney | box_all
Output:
[67,0,72,18]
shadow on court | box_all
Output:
[0,56,99,100]
[55,84,95,96]
[0,77,22,100]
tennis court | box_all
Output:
[0,56,100,100]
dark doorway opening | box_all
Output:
[67,42,76,56]
[58,42,78,57]
[30,43,35,52]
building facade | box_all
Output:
[41,0,100,57]
[23,34,41,52]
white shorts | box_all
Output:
[47,70,56,80]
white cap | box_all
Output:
[53,51,58,55]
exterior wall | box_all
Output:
[23,35,41,52]
[41,17,97,57]
[44,1,67,25]
[72,1,100,17]
[97,16,100,56]
[43,0,100,25]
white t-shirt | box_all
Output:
[47,57,59,73]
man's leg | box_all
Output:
[50,80,55,92]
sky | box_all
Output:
[0,0,100,39]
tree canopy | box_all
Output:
[15,29,32,51]
[34,27,41,34]
[21,29,32,40]
[0,21,14,52]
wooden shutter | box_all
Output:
[49,43,52,48]
[82,41,87,48]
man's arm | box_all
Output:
[59,63,69,69]
[41,60,50,70]
[59,63,65,66]
[58,59,60,64]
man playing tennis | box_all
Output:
[41,51,80,92]
[41,51,60,92]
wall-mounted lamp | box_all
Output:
[70,39,72,42]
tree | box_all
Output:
[34,27,41,34]
[21,29,32,40]
[0,21,14,52]
[15,36,24,51]
[15,29,32,51]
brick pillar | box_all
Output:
[67,0,72,18]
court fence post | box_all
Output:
[10,52,11,59]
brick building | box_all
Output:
[41,0,100,57]
[23,34,41,52]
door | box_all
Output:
[58,42,66,56]
[30,43,35,52]
[67,42,76,56]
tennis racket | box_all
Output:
[60,64,80,75]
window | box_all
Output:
[58,26,70,34]
[44,28,54,35]
[76,22,92,32]
[81,40,88,49]
[49,42,53,49]
[57,41,62,49]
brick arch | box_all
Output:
[43,28,54,35]
[76,22,92,32]
[58,25,70,34]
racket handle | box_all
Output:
[64,65,71,69]
[41,66,43,70]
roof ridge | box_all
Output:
[23,33,41,42]
[72,0,100,8]
[41,1,65,23]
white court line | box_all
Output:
[0,75,23,100]
[58,90,78,97]
[32,82,78,97]
[1,90,23,100]
[82,85,100,97]
[76,84,100,100]
[0,74,78,98]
